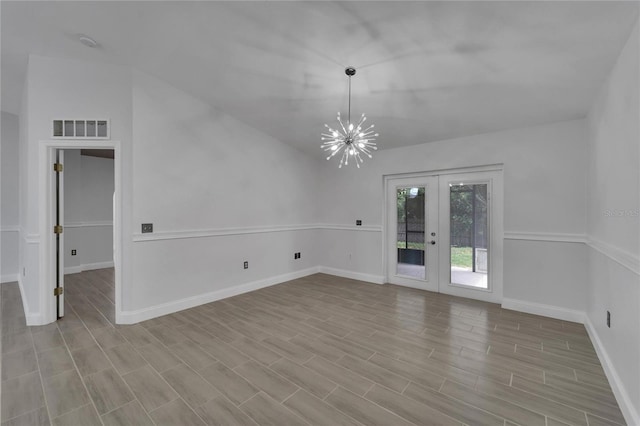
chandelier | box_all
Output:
[321,67,378,168]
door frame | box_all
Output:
[437,170,504,304]
[39,140,122,324]
[385,175,439,292]
[383,164,504,302]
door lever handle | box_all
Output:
[429,240,436,245]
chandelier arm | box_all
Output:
[337,117,348,135]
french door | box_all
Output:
[386,170,503,303]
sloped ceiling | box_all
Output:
[1,1,638,156]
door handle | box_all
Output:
[429,240,436,245]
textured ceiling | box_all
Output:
[2,1,638,156]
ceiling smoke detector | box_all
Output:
[77,34,98,48]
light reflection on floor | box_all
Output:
[395,264,488,289]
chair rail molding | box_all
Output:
[586,237,639,275]
[133,223,382,242]
[503,231,587,244]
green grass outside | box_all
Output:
[450,246,472,268]
[397,243,472,268]
[396,242,425,250]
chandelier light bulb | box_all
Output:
[320,67,379,168]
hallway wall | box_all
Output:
[1,112,20,283]
[63,150,114,274]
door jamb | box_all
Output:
[39,140,122,324]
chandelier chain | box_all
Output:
[348,74,351,126]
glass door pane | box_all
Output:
[387,175,438,292]
[449,182,488,289]
[396,187,426,279]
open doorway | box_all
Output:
[40,140,121,325]
[61,149,116,323]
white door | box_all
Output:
[386,170,503,303]
[437,171,503,303]
[386,176,439,291]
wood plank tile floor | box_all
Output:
[1,269,626,425]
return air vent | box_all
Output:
[52,119,109,139]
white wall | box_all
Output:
[126,71,322,320]
[1,112,20,283]
[20,55,326,324]
[63,150,114,274]
[586,19,639,425]
[20,55,133,324]
[317,119,588,314]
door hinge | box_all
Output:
[54,225,63,234]
[53,163,63,172]
[54,287,64,296]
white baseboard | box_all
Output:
[15,275,43,326]
[584,316,639,426]
[317,266,385,285]
[1,274,19,284]
[25,312,44,325]
[64,266,83,275]
[501,297,585,323]
[65,261,114,275]
[117,266,321,324]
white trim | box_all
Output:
[584,316,639,426]
[17,276,43,325]
[25,312,43,325]
[504,232,587,244]
[502,233,638,274]
[133,224,317,242]
[118,266,321,324]
[383,164,504,180]
[0,226,20,232]
[587,237,639,275]
[64,221,113,228]
[317,266,385,285]
[64,266,83,275]
[25,233,40,244]
[501,297,585,323]
[319,224,382,232]
[132,223,381,242]
[39,139,122,326]
[64,261,114,275]
[1,227,20,284]
[1,274,19,284]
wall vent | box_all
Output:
[52,119,110,139]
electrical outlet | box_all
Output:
[356,220,362,226]
[244,261,249,269]
[141,223,153,233]
[298,252,301,259]
[294,252,301,259]
[71,249,77,256]
[607,311,611,328]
